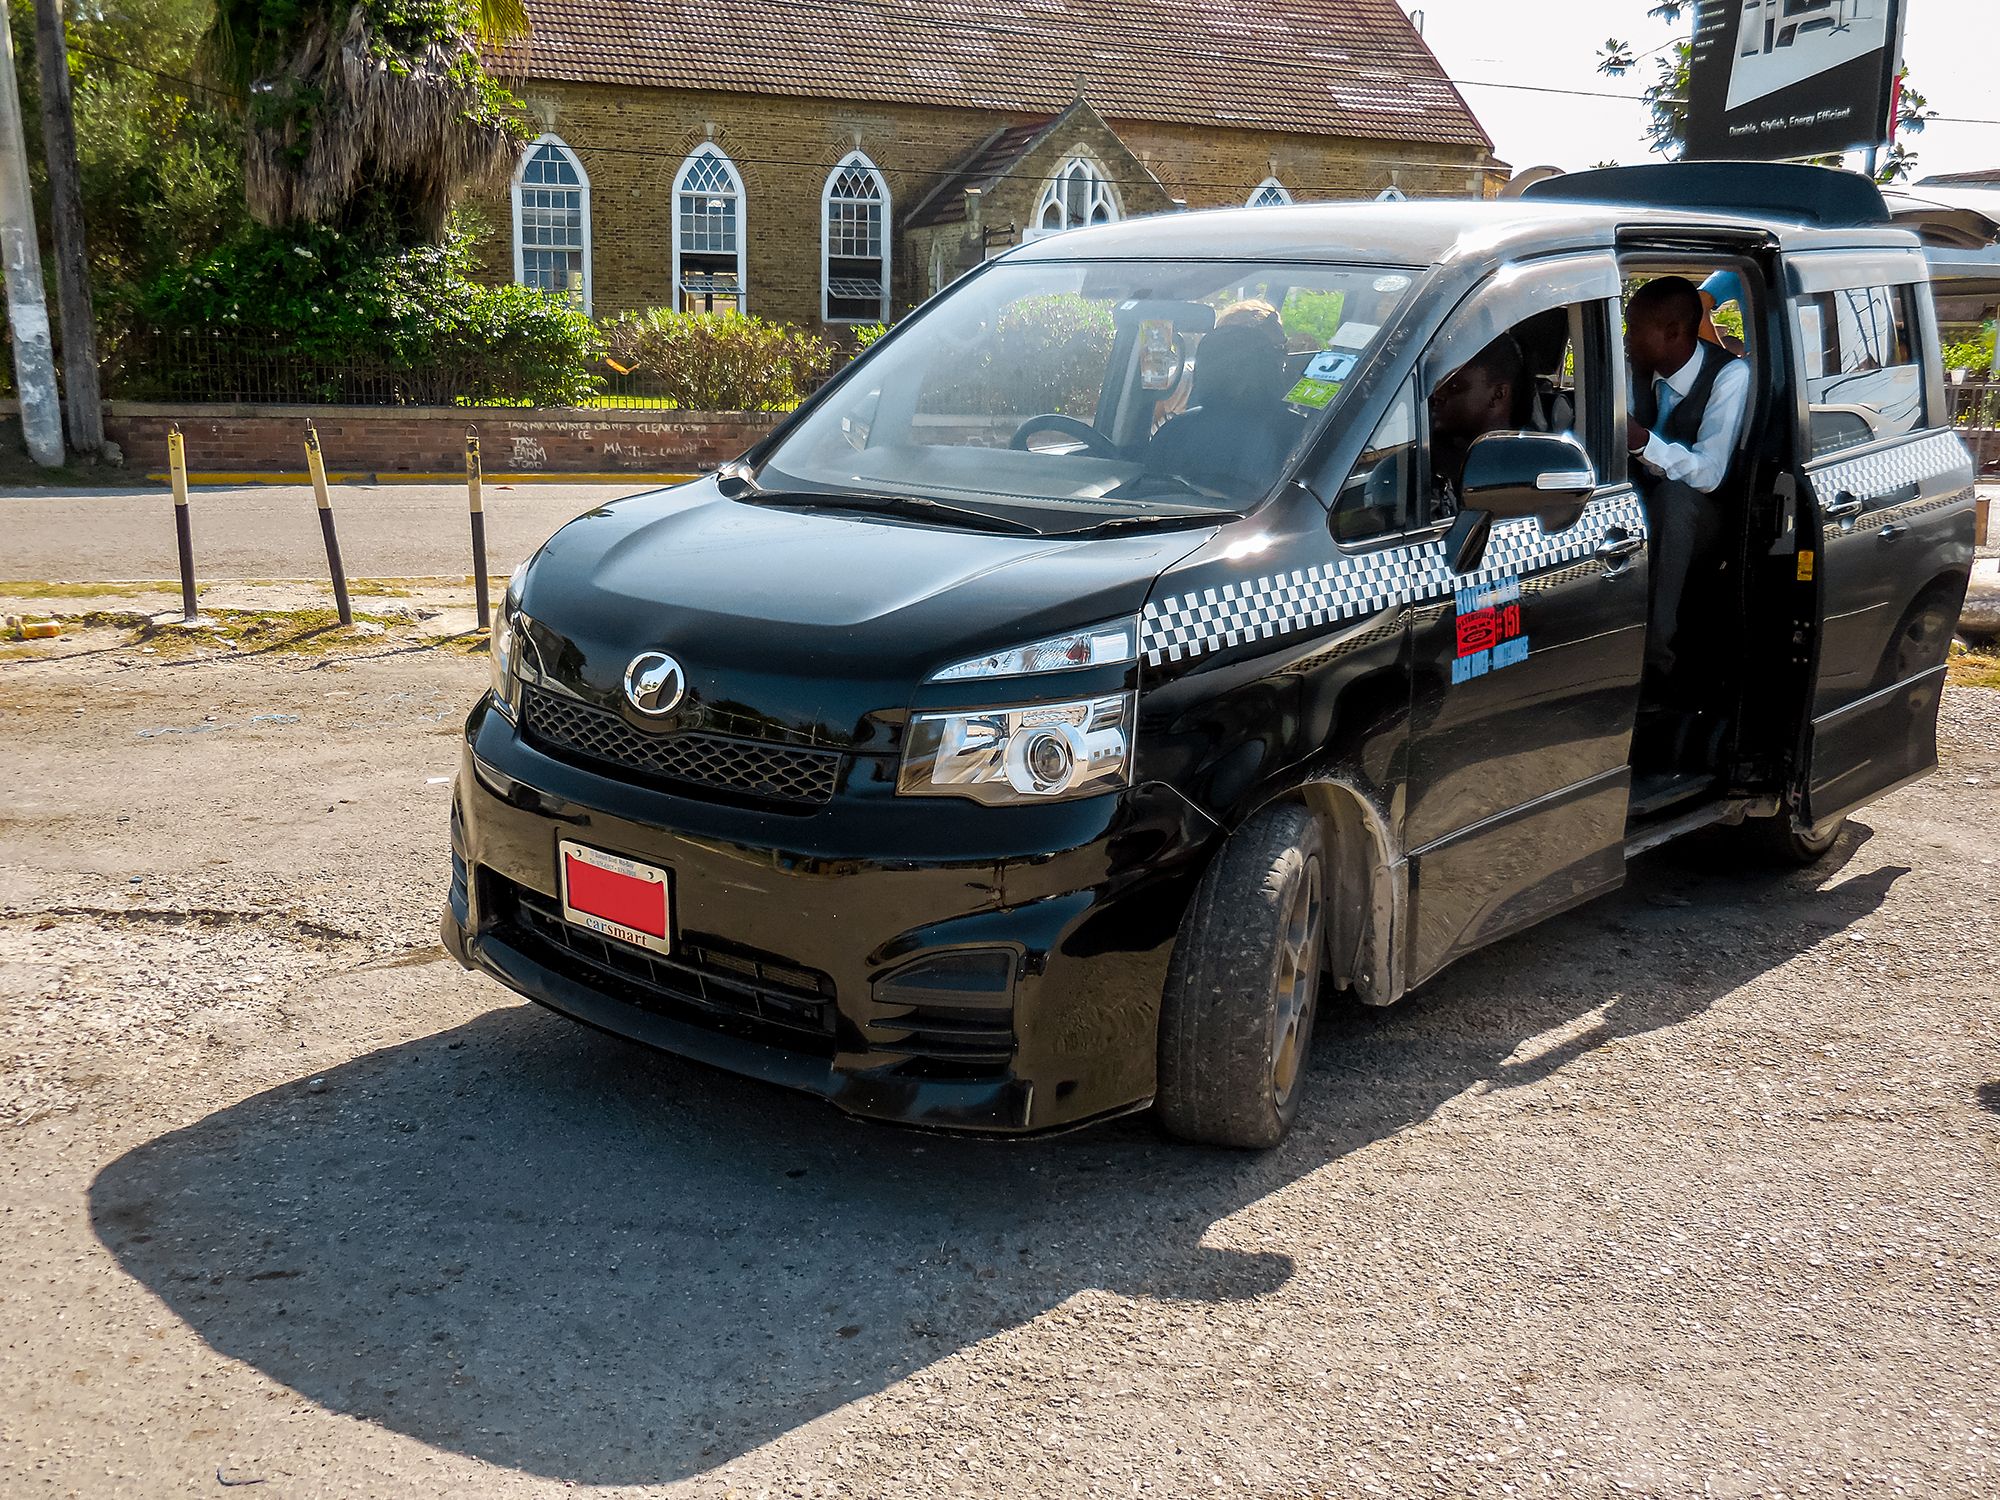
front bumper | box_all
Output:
[444,698,1214,1133]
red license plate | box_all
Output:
[558,840,671,954]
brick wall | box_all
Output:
[472,82,1500,330]
[99,404,782,476]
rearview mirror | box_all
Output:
[1447,431,1598,574]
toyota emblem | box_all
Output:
[624,651,687,716]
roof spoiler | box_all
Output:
[1522,162,1889,227]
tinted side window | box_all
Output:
[1330,379,1418,543]
[1796,284,1926,457]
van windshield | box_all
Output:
[754,259,1419,531]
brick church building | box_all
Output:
[481,0,1502,331]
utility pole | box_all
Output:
[0,0,62,467]
[32,0,100,455]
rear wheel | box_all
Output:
[1884,590,1959,684]
[1157,804,1325,1149]
[1740,806,1844,865]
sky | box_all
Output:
[1407,0,1999,182]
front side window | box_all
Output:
[823,153,890,324]
[513,138,589,310]
[757,259,1418,532]
[1797,284,1925,456]
[1029,157,1120,239]
[1324,296,1606,544]
[675,145,745,315]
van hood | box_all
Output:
[513,480,1211,749]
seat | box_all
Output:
[1146,325,1304,500]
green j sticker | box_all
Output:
[1286,376,1341,409]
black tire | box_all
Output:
[1883,588,1960,686]
[1157,804,1326,1149]
[1740,808,1844,866]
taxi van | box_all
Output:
[445,163,1975,1148]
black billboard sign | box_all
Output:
[1684,0,1907,161]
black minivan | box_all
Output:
[445,164,1975,1147]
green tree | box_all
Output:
[1598,1,1934,182]
[201,0,529,242]
[3,0,249,356]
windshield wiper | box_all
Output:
[1053,509,1243,538]
[729,485,1046,536]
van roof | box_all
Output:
[1008,197,1923,271]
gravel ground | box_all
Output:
[0,628,1995,1499]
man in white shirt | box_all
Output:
[1624,275,1752,675]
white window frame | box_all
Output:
[1026,153,1121,240]
[1247,177,1293,208]
[511,134,591,313]
[673,142,748,315]
[821,150,891,324]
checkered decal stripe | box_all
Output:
[1812,430,1972,501]
[1141,493,1649,667]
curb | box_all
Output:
[138,471,698,487]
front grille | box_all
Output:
[493,877,838,1055]
[522,687,840,808]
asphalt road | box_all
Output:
[0,481,658,583]
[0,622,1995,1497]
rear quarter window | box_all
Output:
[1795,284,1927,457]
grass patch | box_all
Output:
[134,607,411,659]
[0,579,182,599]
[1948,641,2000,689]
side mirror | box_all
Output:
[1448,431,1598,574]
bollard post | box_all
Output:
[304,420,352,626]
[466,426,490,631]
[167,424,198,623]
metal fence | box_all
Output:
[106,330,712,410]
[1947,379,1999,476]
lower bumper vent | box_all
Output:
[863,949,1016,1075]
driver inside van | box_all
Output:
[1145,299,1302,499]
[1427,332,1529,520]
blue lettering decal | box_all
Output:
[1493,635,1532,670]
[1451,650,1491,684]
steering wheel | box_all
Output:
[1008,414,1123,460]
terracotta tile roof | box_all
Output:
[902,117,1058,228]
[492,0,1493,150]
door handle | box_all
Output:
[1822,491,1864,521]
[1878,522,1908,541]
[1596,532,1644,573]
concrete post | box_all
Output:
[0,0,64,467]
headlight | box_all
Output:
[928,618,1138,682]
[898,693,1134,805]
[489,563,531,719]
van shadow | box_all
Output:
[90,829,1906,1484]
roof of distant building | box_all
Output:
[1921,168,2000,187]
[492,0,1494,150]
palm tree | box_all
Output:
[203,0,530,240]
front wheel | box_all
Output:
[1157,804,1326,1149]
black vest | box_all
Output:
[1637,340,1737,447]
